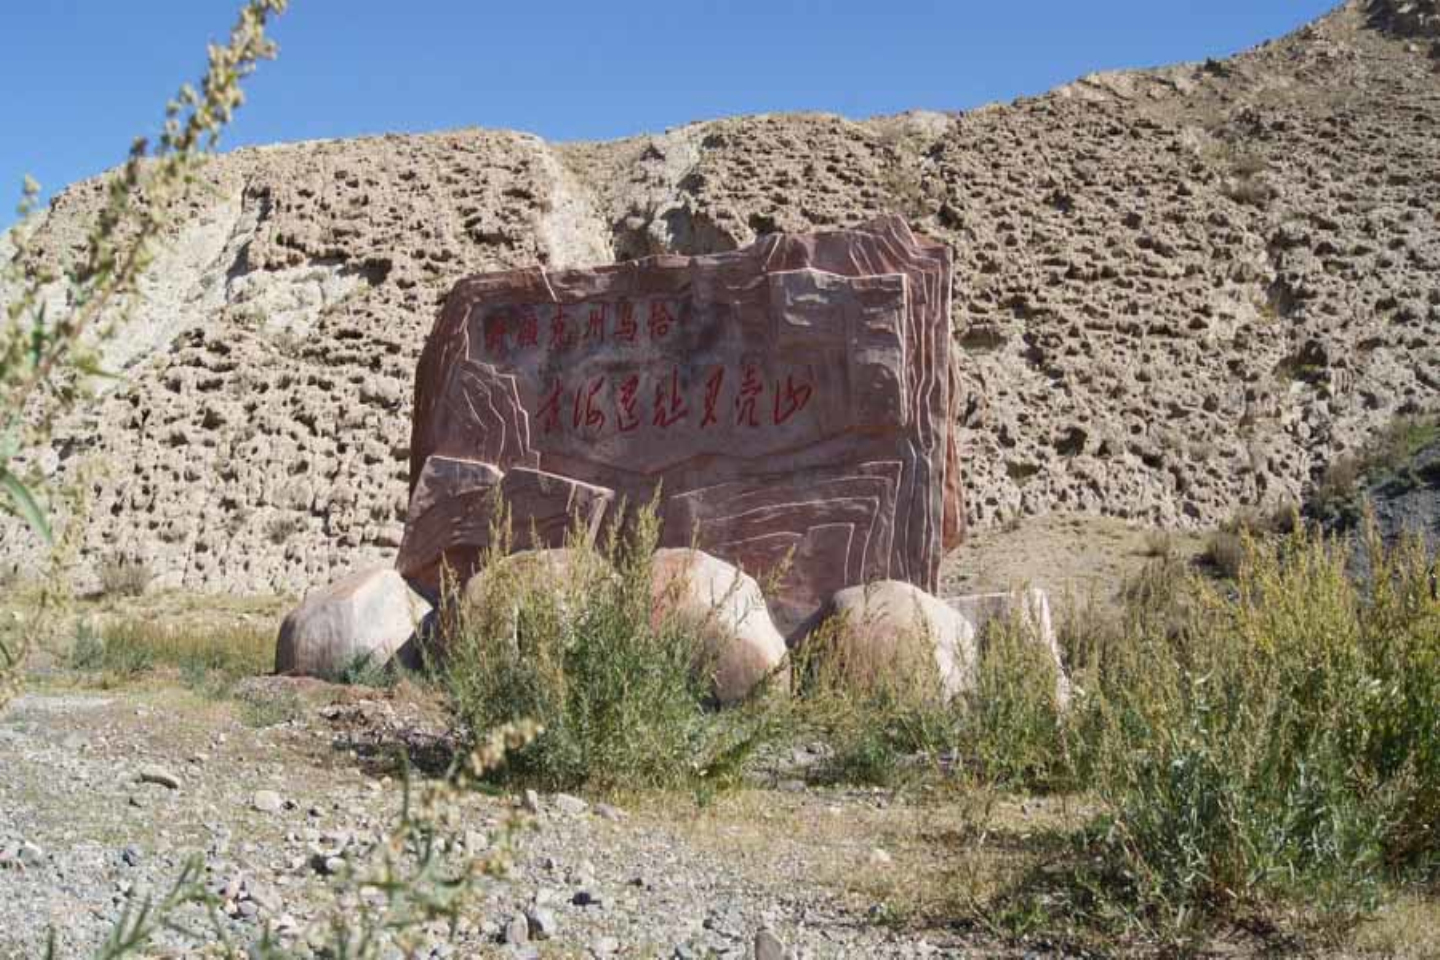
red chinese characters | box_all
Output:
[585,304,606,342]
[615,374,642,433]
[538,379,564,435]
[652,368,689,429]
[701,366,725,428]
[735,364,763,428]
[533,365,815,438]
[614,301,638,342]
[772,373,813,426]
[647,300,676,340]
[572,376,606,433]
[483,315,508,355]
[515,308,540,349]
[549,305,574,351]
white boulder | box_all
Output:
[274,567,431,678]
[824,580,978,701]
[650,548,788,705]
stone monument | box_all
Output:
[400,215,964,634]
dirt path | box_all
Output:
[0,681,1055,959]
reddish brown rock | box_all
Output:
[402,216,963,632]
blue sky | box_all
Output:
[3,1,1337,225]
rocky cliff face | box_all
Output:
[2,0,1437,595]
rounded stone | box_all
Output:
[274,566,431,678]
[650,548,789,705]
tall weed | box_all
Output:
[442,503,752,791]
[1065,522,1439,937]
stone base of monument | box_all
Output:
[274,567,433,679]
[944,588,1071,708]
[819,580,979,703]
[272,562,1072,712]
[651,548,790,706]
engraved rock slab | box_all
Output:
[401,216,963,633]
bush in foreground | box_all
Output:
[1052,523,1439,943]
[442,505,770,792]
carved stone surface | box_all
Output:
[402,216,963,632]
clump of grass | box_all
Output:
[69,616,273,687]
[787,613,955,786]
[442,501,756,792]
[783,601,1069,793]
[235,684,303,728]
[99,557,152,598]
[1141,529,1176,560]
[331,650,397,688]
[1200,505,1297,580]
[1312,414,1440,520]
[958,614,1067,791]
[1051,519,1440,945]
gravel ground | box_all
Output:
[0,681,1054,959]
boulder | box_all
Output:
[946,588,1071,708]
[455,547,605,649]
[274,567,431,678]
[650,548,788,705]
[402,216,962,634]
[822,580,978,701]
[461,547,590,607]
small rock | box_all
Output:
[253,790,284,814]
[868,847,893,867]
[594,802,625,822]
[572,889,602,908]
[504,914,530,945]
[754,928,785,960]
[553,793,589,816]
[137,765,182,790]
[522,789,541,814]
[526,906,558,940]
[120,845,142,867]
[18,842,44,868]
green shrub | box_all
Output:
[442,503,753,792]
[68,616,273,687]
[1064,521,1440,938]
[788,621,953,786]
[99,557,152,598]
[959,614,1067,791]
[787,605,1068,792]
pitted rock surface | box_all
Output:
[400,217,962,630]
[1,1,1437,595]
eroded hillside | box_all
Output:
[2,0,1437,594]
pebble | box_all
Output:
[526,905,558,940]
[553,793,589,817]
[137,765,182,790]
[504,914,530,945]
[120,845,141,867]
[253,790,284,814]
[868,847,893,867]
[754,928,786,960]
[522,789,541,814]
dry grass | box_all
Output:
[629,786,1090,932]
[69,614,275,687]
[1350,894,1440,959]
